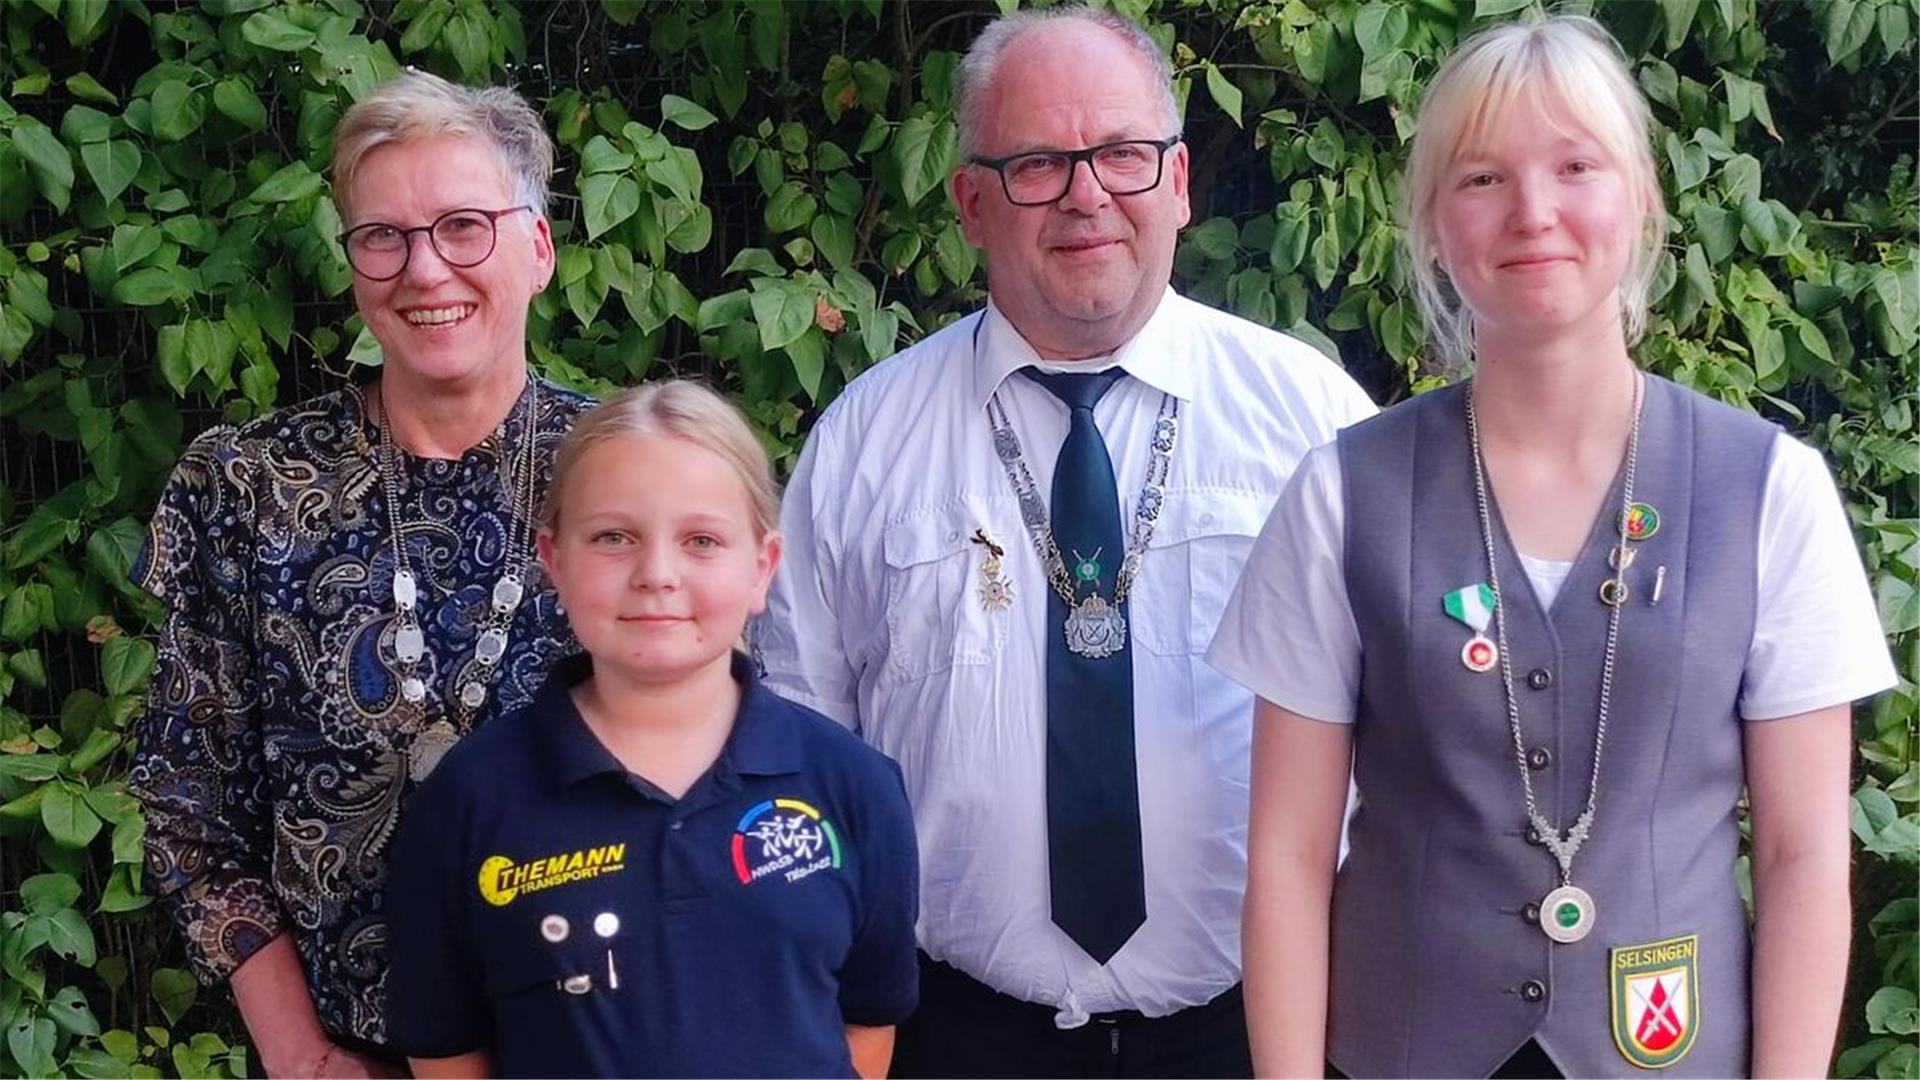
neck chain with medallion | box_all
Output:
[375,378,540,735]
[1466,372,1643,944]
[984,383,1178,659]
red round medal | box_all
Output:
[1462,634,1498,672]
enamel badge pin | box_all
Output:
[1610,934,1700,1069]
[1442,583,1499,672]
[1623,502,1661,542]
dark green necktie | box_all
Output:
[1022,366,1146,964]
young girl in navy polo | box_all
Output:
[385,382,919,1079]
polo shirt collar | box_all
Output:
[537,652,805,791]
[968,286,1194,410]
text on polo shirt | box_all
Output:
[478,843,628,906]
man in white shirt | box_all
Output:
[756,7,1375,1076]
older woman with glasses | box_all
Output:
[129,71,593,1076]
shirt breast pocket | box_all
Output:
[1130,490,1270,656]
[878,502,1005,686]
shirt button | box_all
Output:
[1525,824,1544,846]
[1521,980,1547,1003]
[1527,668,1552,690]
[1199,512,1215,526]
[1522,902,1541,924]
[1527,747,1552,771]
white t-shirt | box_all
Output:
[1208,431,1898,723]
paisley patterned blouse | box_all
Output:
[128,376,594,1044]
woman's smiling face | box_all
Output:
[344,134,553,391]
[1429,94,1644,351]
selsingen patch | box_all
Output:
[1610,933,1701,1069]
[732,798,842,885]
[478,843,627,907]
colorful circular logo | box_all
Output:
[732,798,842,886]
[1624,502,1661,541]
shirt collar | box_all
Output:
[968,286,1195,410]
[537,652,804,790]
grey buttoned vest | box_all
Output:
[1331,376,1777,1077]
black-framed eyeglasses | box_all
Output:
[339,205,533,281]
[969,136,1181,207]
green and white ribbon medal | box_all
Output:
[1443,583,1499,672]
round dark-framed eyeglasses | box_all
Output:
[969,136,1182,207]
[339,205,533,281]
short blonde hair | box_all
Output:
[330,70,554,220]
[1404,15,1666,365]
[540,381,781,537]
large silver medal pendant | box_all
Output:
[1064,595,1127,659]
[1539,883,1596,943]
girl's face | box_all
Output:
[537,435,780,688]
[1430,91,1643,352]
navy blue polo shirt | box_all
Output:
[384,653,919,1078]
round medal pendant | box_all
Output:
[1461,633,1498,672]
[1539,884,1596,943]
[400,676,427,703]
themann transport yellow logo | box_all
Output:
[478,843,627,906]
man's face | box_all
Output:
[952,21,1190,360]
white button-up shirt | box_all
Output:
[757,289,1375,1021]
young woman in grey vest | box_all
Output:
[1208,15,1896,1079]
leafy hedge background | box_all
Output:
[0,0,1913,1076]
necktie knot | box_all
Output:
[1023,367,1125,413]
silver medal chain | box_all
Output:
[984,388,1178,611]
[1466,374,1642,887]
[376,379,540,720]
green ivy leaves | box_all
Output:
[0,2,1913,1078]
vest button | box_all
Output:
[1527,668,1552,690]
[1521,979,1547,1003]
[669,821,684,831]
[1527,747,1552,771]
[1522,902,1541,924]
